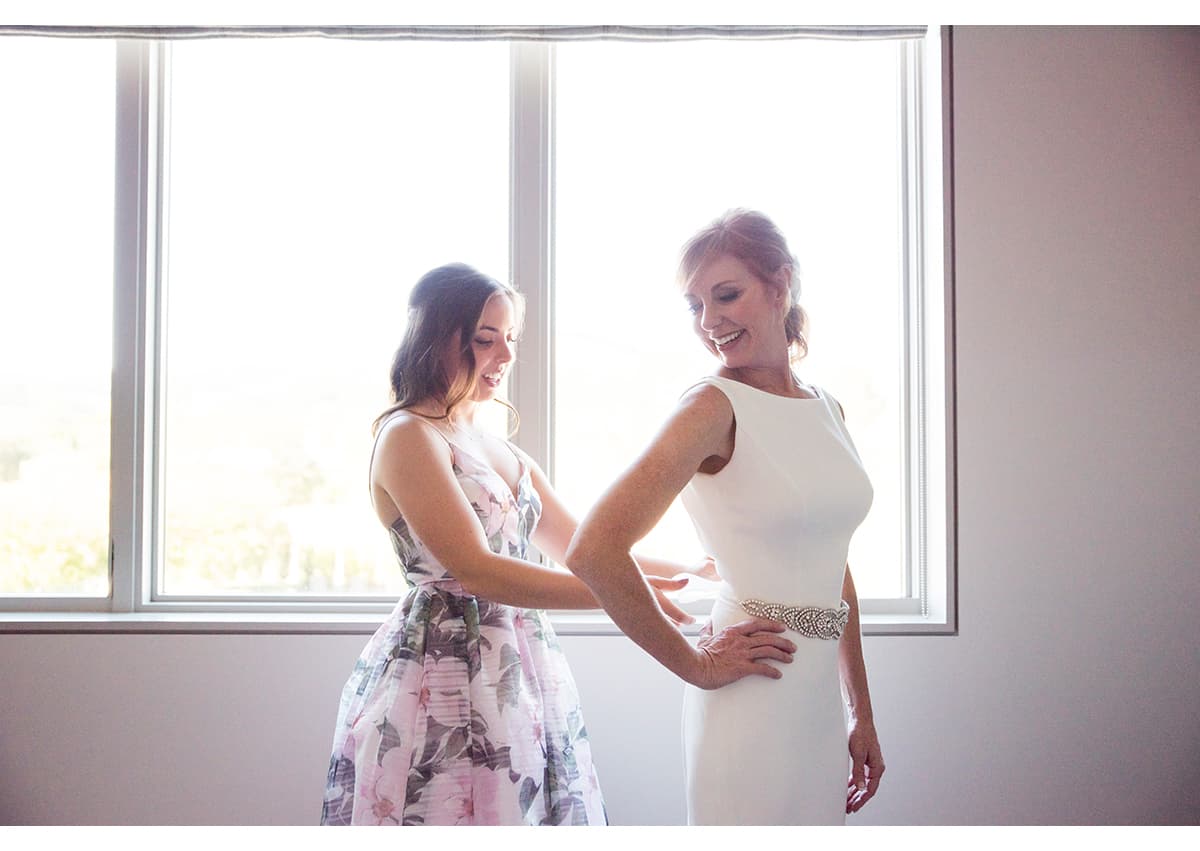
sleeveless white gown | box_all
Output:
[680,376,874,825]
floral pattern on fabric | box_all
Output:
[320,442,606,826]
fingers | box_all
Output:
[846,780,877,813]
[647,575,690,591]
[747,633,797,653]
[747,646,794,665]
[748,662,784,680]
[698,619,827,688]
[647,576,693,626]
[850,752,866,795]
[865,756,885,799]
[846,756,884,814]
[704,622,796,660]
[845,741,867,815]
[654,590,695,626]
[731,638,795,675]
[731,617,786,635]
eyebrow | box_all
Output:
[684,279,739,298]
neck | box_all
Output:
[454,401,481,429]
[414,396,481,430]
[721,362,805,397]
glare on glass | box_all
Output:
[0,39,115,596]
[160,39,509,596]
[555,40,905,599]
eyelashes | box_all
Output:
[685,291,741,315]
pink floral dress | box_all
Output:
[320,440,607,825]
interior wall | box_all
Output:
[2,25,1199,826]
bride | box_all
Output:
[566,209,885,824]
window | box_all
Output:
[554,38,908,601]
[159,39,509,598]
[1,27,953,634]
[0,38,115,601]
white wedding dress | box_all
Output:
[680,376,874,825]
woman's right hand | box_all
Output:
[689,618,796,689]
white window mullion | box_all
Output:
[110,39,158,613]
[508,42,555,484]
[901,38,929,614]
[147,41,169,607]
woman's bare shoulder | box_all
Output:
[677,379,735,421]
[374,411,451,465]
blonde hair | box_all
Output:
[678,208,808,361]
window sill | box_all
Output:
[0,611,389,635]
[0,608,954,636]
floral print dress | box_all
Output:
[320,439,606,826]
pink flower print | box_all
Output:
[470,764,507,824]
[422,770,475,825]
[362,747,409,825]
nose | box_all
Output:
[697,301,720,333]
[497,338,515,364]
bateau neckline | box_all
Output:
[708,375,824,401]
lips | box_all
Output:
[713,329,744,350]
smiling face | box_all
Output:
[683,253,790,370]
[465,293,519,402]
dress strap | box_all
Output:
[368,410,455,497]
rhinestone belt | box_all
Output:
[739,598,851,640]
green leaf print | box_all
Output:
[500,643,520,668]
[496,643,523,710]
[519,776,540,816]
[497,663,522,710]
[376,718,405,765]
[417,718,453,768]
[444,725,469,760]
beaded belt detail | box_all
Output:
[739,598,851,640]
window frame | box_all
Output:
[0,30,957,636]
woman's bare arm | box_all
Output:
[510,444,698,623]
[566,386,795,688]
[373,416,598,609]
[828,399,884,813]
[839,564,884,813]
[512,444,712,584]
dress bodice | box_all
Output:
[388,441,542,588]
[680,376,874,608]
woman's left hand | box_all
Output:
[846,716,885,814]
[646,575,695,627]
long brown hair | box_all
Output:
[373,263,523,434]
[678,208,809,361]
